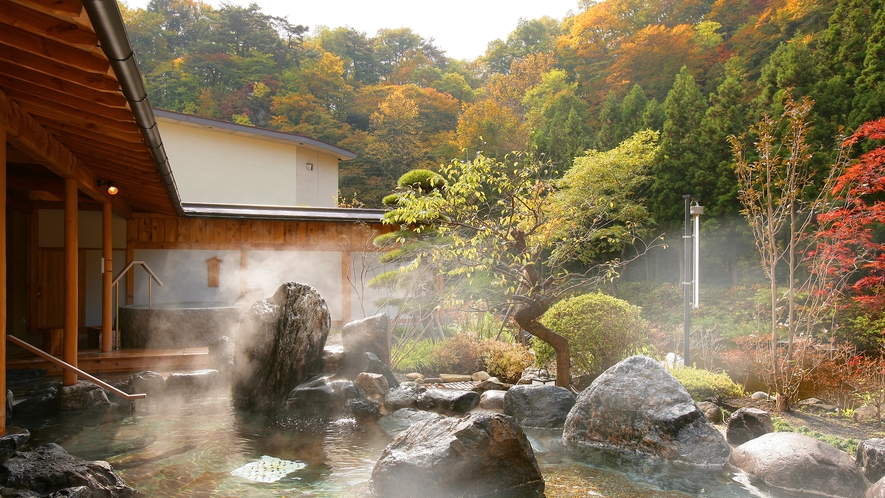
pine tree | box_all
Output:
[649,66,709,225]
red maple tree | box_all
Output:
[816,118,885,309]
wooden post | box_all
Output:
[341,251,352,324]
[101,202,112,352]
[64,177,78,386]
[240,249,247,296]
[1,124,8,435]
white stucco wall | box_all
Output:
[159,118,340,207]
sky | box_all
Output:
[125,0,582,61]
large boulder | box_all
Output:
[12,381,60,417]
[858,438,885,483]
[127,371,166,397]
[355,372,389,401]
[341,313,390,379]
[60,381,110,412]
[0,429,29,465]
[869,476,885,498]
[730,432,868,498]
[208,336,235,375]
[0,443,139,497]
[384,382,425,412]
[504,384,575,428]
[231,282,330,411]
[562,355,730,470]
[417,389,479,415]
[725,407,773,445]
[370,413,544,498]
[350,352,399,389]
[287,377,363,416]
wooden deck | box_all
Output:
[6,347,211,376]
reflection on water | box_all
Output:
[21,396,764,498]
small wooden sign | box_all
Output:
[206,256,222,287]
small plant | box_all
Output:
[667,365,744,403]
[482,341,535,383]
[772,418,859,455]
[430,333,485,374]
[391,338,440,373]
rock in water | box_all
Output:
[341,313,390,378]
[1,443,139,497]
[230,455,306,483]
[370,413,544,498]
[504,384,576,428]
[730,432,867,498]
[232,282,330,411]
[562,355,730,470]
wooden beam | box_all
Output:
[12,0,83,17]
[1,123,7,435]
[0,24,107,73]
[0,0,97,49]
[16,96,138,131]
[36,117,143,145]
[39,124,147,152]
[64,177,78,385]
[0,61,129,108]
[0,48,119,92]
[3,85,134,123]
[0,88,134,216]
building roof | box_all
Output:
[1,0,182,217]
[154,109,357,161]
[181,202,384,223]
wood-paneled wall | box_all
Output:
[128,215,393,251]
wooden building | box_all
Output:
[0,0,393,436]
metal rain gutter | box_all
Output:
[81,0,185,217]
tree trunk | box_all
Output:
[513,302,571,389]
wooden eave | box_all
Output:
[1,0,179,218]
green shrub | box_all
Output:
[397,169,444,192]
[536,293,649,376]
[382,193,401,206]
[482,341,535,383]
[667,365,744,403]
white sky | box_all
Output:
[124,0,582,61]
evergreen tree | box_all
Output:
[641,98,666,132]
[618,84,649,142]
[849,8,885,128]
[594,90,622,151]
[649,67,709,225]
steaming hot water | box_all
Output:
[20,392,770,497]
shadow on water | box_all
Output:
[19,397,774,498]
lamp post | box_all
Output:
[683,195,703,366]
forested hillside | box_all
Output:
[123,0,885,287]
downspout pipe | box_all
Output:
[81,0,185,217]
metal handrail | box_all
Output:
[112,261,163,349]
[6,335,145,413]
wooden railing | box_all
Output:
[6,335,145,413]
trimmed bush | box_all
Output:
[667,365,744,403]
[535,292,649,376]
[397,169,444,192]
